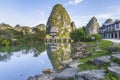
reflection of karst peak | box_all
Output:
[47,43,58,53]
[46,43,71,71]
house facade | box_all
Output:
[99,20,120,39]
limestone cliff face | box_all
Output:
[0,23,13,30]
[15,24,46,34]
[46,4,73,38]
[86,17,100,34]
[15,25,34,34]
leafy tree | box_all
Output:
[70,26,101,42]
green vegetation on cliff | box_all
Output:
[47,4,71,28]
[47,4,74,38]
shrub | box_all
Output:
[70,26,101,42]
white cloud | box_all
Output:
[35,10,45,17]
[71,10,120,28]
[71,14,113,28]
[71,16,91,28]
[65,0,83,5]
[96,14,112,19]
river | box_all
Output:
[0,43,71,80]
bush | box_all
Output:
[70,26,101,42]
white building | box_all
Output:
[99,20,120,39]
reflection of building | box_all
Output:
[47,43,57,53]
[46,43,71,71]
[99,20,120,39]
[49,27,58,38]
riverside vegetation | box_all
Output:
[0,23,46,47]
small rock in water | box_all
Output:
[20,74,23,76]
[42,68,54,74]
[34,74,49,80]
[68,61,80,68]
[27,76,33,80]
[58,65,64,71]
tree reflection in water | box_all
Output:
[0,43,45,62]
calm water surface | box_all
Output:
[0,49,53,80]
[0,43,71,80]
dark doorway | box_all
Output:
[111,33,113,38]
[119,32,120,38]
[104,32,106,38]
[115,33,117,38]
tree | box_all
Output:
[70,26,101,42]
[70,27,88,42]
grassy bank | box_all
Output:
[78,40,120,80]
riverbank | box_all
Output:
[27,40,120,80]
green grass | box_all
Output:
[80,50,108,63]
[77,40,120,80]
[103,72,119,80]
[80,40,112,63]
[98,40,113,50]
[78,60,110,71]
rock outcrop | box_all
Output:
[93,56,111,65]
[54,68,78,80]
[108,66,120,77]
[35,24,46,31]
[75,70,105,80]
[0,23,13,30]
[72,42,87,59]
[86,17,100,34]
[15,25,34,34]
[71,21,76,31]
[46,4,74,38]
[15,24,46,34]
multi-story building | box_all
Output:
[99,20,120,39]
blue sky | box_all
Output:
[0,0,120,28]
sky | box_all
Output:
[0,0,120,28]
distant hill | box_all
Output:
[86,17,100,34]
[0,23,46,45]
[0,23,13,30]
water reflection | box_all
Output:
[46,43,71,71]
[0,44,45,62]
[0,43,54,80]
[0,43,71,80]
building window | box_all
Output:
[112,24,114,30]
[116,24,119,28]
[106,26,108,31]
[109,25,111,30]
